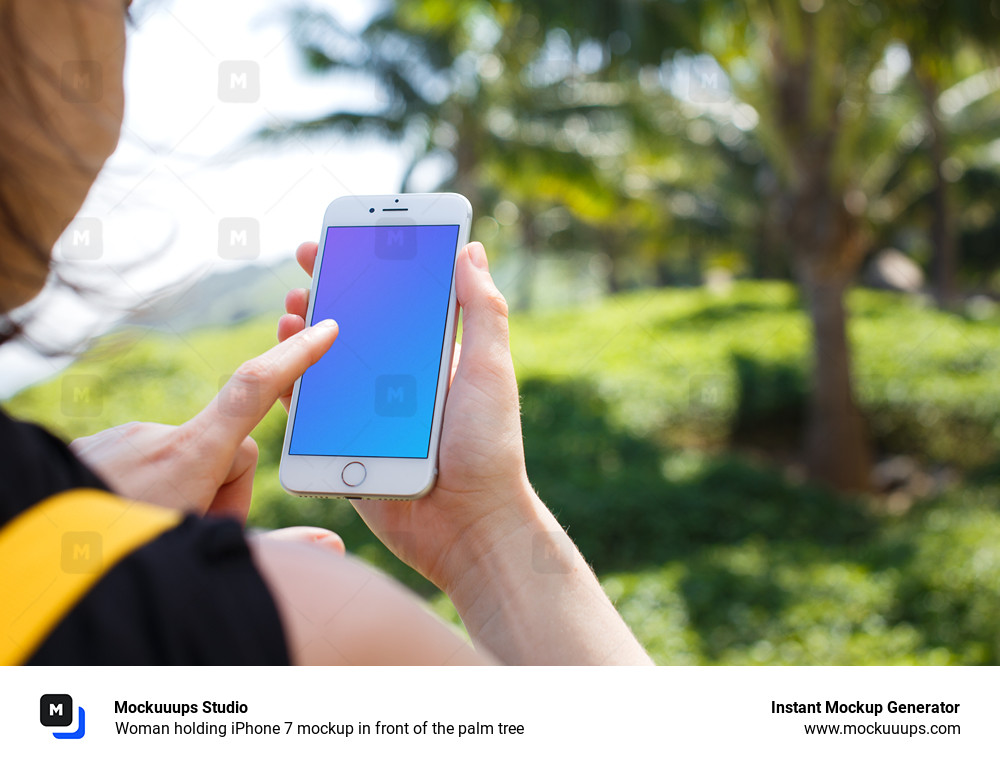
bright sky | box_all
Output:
[1,0,407,396]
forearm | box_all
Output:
[445,484,653,666]
[251,537,492,665]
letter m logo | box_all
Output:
[375,227,416,259]
[40,694,73,727]
[375,375,417,416]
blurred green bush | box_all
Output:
[510,283,1000,468]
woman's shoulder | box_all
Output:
[30,513,290,664]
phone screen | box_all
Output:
[287,224,459,458]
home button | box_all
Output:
[342,461,367,487]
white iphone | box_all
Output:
[279,193,472,499]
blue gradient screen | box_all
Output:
[288,224,459,458]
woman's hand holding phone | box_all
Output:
[279,240,653,665]
[278,241,535,589]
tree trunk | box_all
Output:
[771,24,873,493]
[790,198,873,492]
[799,268,872,491]
[917,72,959,310]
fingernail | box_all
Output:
[468,242,488,271]
[316,318,338,331]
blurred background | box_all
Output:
[3,0,1000,663]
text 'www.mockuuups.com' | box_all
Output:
[772,699,962,737]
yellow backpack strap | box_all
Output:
[0,488,183,665]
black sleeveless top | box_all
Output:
[0,408,289,664]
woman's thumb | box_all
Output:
[454,242,513,371]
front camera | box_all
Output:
[369,208,375,213]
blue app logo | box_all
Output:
[40,694,86,739]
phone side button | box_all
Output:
[342,461,367,487]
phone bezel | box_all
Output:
[279,192,472,499]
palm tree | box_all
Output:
[269,4,621,224]
[519,0,1000,491]
[268,1,711,302]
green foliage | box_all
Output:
[513,282,1000,467]
[520,377,872,575]
[6,282,1000,663]
[607,491,1000,665]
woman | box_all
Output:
[0,0,650,665]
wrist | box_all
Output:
[439,480,654,665]
[441,481,586,640]
[437,476,551,597]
